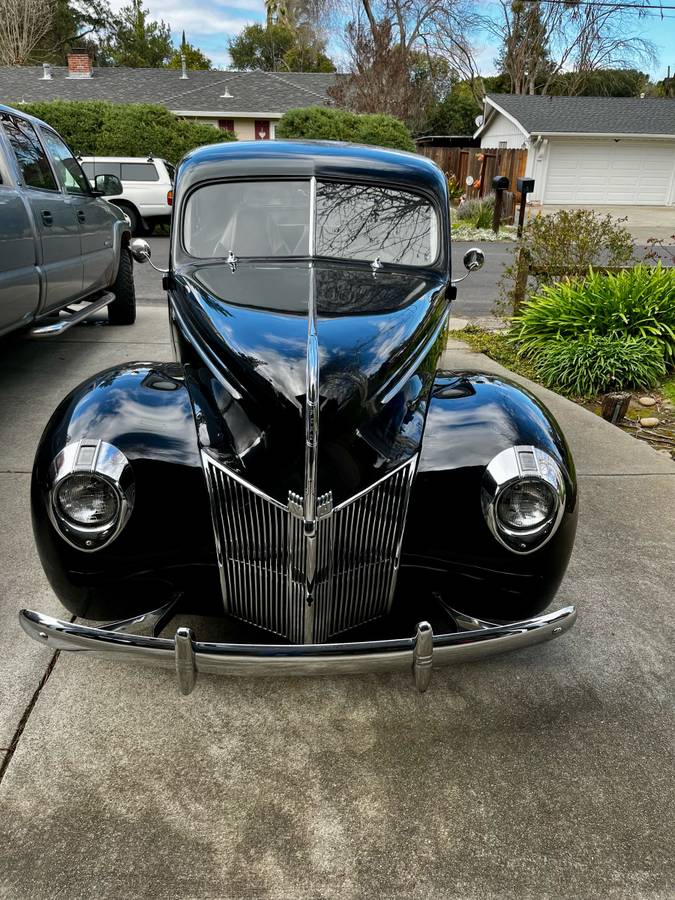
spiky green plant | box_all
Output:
[532,335,666,397]
[511,264,675,365]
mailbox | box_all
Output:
[492,175,510,191]
[517,177,535,194]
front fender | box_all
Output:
[401,371,578,620]
[31,362,218,619]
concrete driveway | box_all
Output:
[0,308,673,899]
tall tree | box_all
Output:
[166,32,212,70]
[229,22,334,72]
[484,0,655,95]
[496,1,554,94]
[327,0,478,130]
[101,0,172,67]
[28,0,111,65]
[0,0,56,64]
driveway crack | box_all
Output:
[0,640,65,786]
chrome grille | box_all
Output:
[202,452,416,643]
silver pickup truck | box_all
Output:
[0,104,135,338]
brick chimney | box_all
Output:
[67,49,93,79]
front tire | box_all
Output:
[107,248,136,326]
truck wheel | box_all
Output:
[107,248,136,326]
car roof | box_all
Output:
[79,156,165,163]
[178,140,446,199]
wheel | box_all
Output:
[119,203,145,236]
[107,248,136,326]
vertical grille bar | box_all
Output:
[202,452,416,643]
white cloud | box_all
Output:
[108,0,264,42]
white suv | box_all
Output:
[80,156,174,235]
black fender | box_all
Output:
[401,370,578,620]
[31,362,219,620]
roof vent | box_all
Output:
[180,53,188,79]
[220,87,233,98]
[41,63,52,80]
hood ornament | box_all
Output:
[227,250,237,273]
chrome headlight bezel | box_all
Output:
[49,440,134,552]
[481,445,566,555]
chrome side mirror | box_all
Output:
[463,247,485,272]
[451,247,486,286]
[130,238,151,263]
[129,238,169,275]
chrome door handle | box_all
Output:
[41,210,53,226]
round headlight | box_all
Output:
[496,480,556,531]
[56,474,119,527]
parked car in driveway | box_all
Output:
[21,141,578,694]
[79,156,174,236]
[0,105,136,337]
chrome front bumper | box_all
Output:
[19,603,576,695]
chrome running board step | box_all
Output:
[29,292,114,337]
[19,604,576,696]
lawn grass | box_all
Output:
[447,327,539,381]
[662,376,675,405]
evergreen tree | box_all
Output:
[101,0,172,67]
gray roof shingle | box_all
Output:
[486,93,675,137]
[0,66,340,115]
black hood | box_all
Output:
[172,261,448,504]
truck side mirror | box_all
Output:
[94,174,123,197]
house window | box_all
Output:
[498,141,507,150]
[255,120,271,140]
[218,119,235,133]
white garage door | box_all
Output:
[543,139,674,205]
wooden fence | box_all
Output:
[417,146,528,206]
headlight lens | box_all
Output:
[496,480,556,531]
[56,474,119,527]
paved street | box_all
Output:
[0,305,673,898]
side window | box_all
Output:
[164,162,176,182]
[40,128,91,194]
[120,163,159,182]
[81,162,95,179]
[1,114,57,191]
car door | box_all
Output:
[0,113,82,312]
[0,127,41,334]
[39,127,116,294]
[120,161,164,217]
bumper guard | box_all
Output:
[19,602,576,695]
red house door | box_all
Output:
[254,120,271,140]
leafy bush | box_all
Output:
[457,194,495,228]
[511,264,675,366]
[276,106,415,152]
[15,101,235,162]
[499,208,634,313]
[532,335,665,397]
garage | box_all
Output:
[543,139,675,205]
[476,94,675,207]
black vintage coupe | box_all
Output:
[21,141,577,693]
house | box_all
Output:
[0,50,339,141]
[475,93,675,206]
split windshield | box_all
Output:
[183,180,439,267]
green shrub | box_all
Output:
[14,100,235,162]
[499,208,634,313]
[532,335,666,397]
[456,194,494,228]
[511,264,675,366]
[276,106,415,152]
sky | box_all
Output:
[108,0,675,80]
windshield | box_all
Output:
[183,180,439,267]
